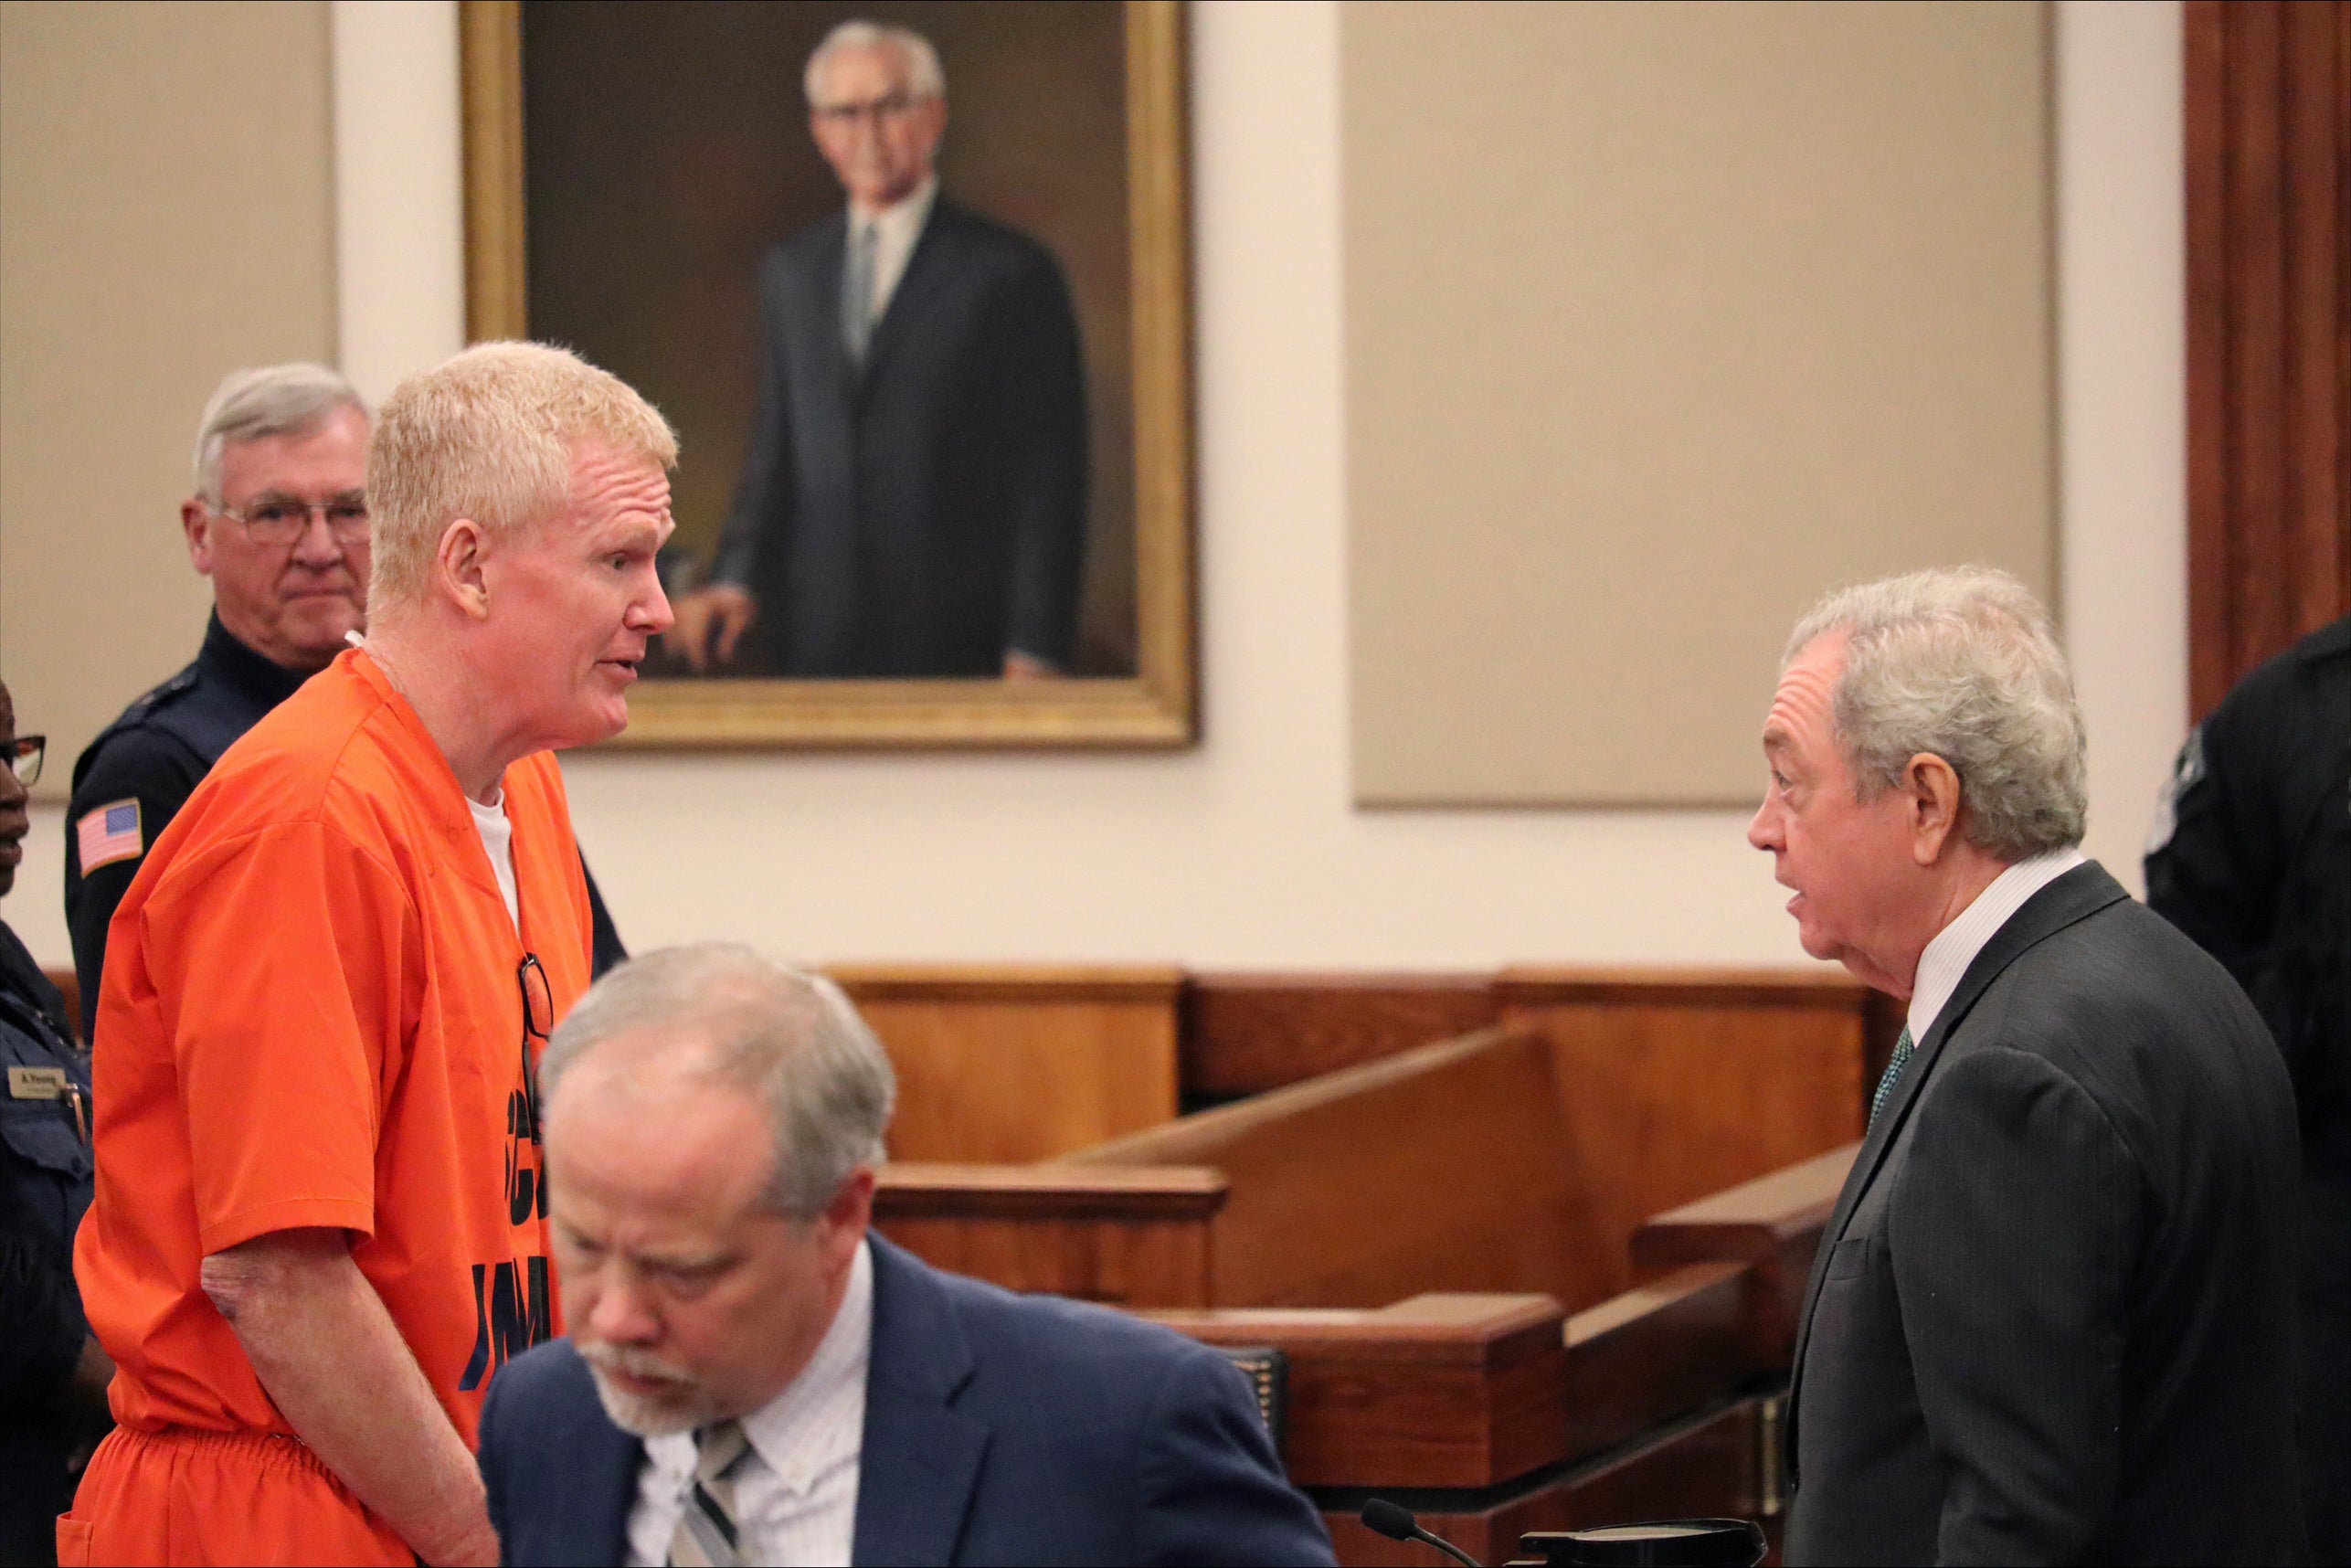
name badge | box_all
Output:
[7,1065,69,1101]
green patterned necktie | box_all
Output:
[1868,1027,1915,1131]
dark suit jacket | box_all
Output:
[711,198,1088,676]
[478,1236,1334,1566]
[1784,862,2304,1566]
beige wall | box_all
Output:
[4,1,2187,976]
[0,0,337,789]
[1346,2,2055,806]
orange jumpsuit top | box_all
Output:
[73,648,590,1447]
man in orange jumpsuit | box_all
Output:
[62,342,678,1566]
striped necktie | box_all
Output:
[668,1420,749,1568]
[1868,1026,1915,1131]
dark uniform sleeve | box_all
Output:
[0,1001,95,1408]
[2144,680,2286,996]
[65,726,207,1041]
[580,855,627,980]
[0,1231,85,1406]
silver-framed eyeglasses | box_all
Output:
[211,492,370,547]
[811,91,927,130]
[4,735,42,788]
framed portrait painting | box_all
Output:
[460,0,1194,747]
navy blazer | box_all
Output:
[479,1236,1334,1566]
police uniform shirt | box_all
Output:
[65,613,307,1042]
[0,914,97,1562]
[2146,612,2351,1171]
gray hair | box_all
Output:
[540,944,896,1216]
[1785,566,2087,861]
[192,363,367,503]
[804,19,944,105]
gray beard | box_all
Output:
[583,1361,722,1438]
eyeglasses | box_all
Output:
[811,91,926,129]
[211,493,370,546]
[4,736,43,788]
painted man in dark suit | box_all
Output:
[670,20,1087,680]
[1748,567,2303,1564]
[478,944,1333,1567]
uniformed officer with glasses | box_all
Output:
[2,676,111,1567]
[66,366,626,1043]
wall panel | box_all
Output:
[0,1,337,794]
[1344,1,2056,805]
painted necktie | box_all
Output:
[842,220,879,367]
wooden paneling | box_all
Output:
[1498,968,1873,1308]
[873,1161,1223,1308]
[829,965,1184,1162]
[1562,1262,1765,1460]
[1322,1396,1777,1568]
[851,969,1872,1316]
[1074,1025,1609,1309]
[2185,0,2351,718]
[1182,972,1498,1098]
[1151,1293,1571,1490]
[1632,1142,1858,1361]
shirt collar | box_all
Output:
[740,1237,873,1483]
[1907,847,2087,1042]
[856,176,936,248]
[199,610,312,709]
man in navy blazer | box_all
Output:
[477,944,1332,1568]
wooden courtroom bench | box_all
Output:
[1144,1264,1786,1566]
[875,1023,1613,1312]
[1630,1140,1858,1360]
[875,1118,1856,1563]
[828,964,1188,1163]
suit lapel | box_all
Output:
[1785,863,2131,1436]
[851,1238,990,1567]
[530,1346,643,1565]
[577,1420,641,1566]
[855,202,960,393]
[812,213,857,396]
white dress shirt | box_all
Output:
[624,1240,874,1568]
[849,177,937,334]
[1906,847,2088,1043]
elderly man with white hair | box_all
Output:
[1751,567,2303,1564]
[477,944,1336,1568]
[64,343,675,1566]
[670,17,1089,681]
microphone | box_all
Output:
[1361,1499,1482,1568]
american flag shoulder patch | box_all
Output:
[78,799,144,873]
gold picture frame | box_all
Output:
[458,0,1195,748]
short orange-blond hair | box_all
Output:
[365,341,678,614]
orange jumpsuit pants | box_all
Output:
[58,1426,412,1566]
